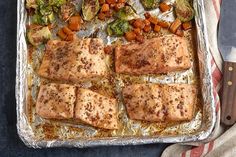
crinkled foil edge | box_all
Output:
[16,0,216,148]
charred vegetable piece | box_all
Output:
[140,0,159,10]
[82,0,100,21]
[26,0,38,9]
[31,0,66,25]
[27,25,51,46]
[175,0,194,22]
[107,19,131,36]
[116,6,137,21]
[60,2,76,21]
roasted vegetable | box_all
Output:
[170,18,182,33]
[60,2,76,21]
[82,0,100,21]
[31,0,66,25]
[115,6,137,21]
[175,0,194,22]
[107,19,131,36]
[26,0,38,9]
[140,0,159,10]
[27,25,51,46]
[159,2,171,12]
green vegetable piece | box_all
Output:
[107,19,131,36]
[140,0,159,10]
[175,0,194,22]
[82,0,100,21]
[27,26,51,46]
[49,0,66,7]
[116,6,137,21]
[26,0,38,9]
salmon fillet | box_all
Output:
[36,83,76,119]
[122,84,165,122]
[122,84,197,122]
[75,88,118,129]
[38,38,108,82]
[115,35,191,75]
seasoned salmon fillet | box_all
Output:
[75,88,118,129]
[122,84,165,122]
[122,84,197,122]
[115,35,191,75]
[38,38,108,82]
[36,83,76,119]
[164,84,197,121]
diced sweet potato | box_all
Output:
[144,12,151,19]
[57,29,67,40]
[62,26,73,35]
[143,19,150,26]
[106,0,116,4]
[143,25,151,32]
[148,16,159,25]
[158,21,170,28]
[125,31,136,41]
[98,12,106,20]
[170,18,182,33]
[135,34,144,43]
[175,28,184,37]
[68,16,81,31]
[182,21,192,30]
[133,19,145,29]
[101,3,110,12]
[114,3,125,11]
[133,28,142,35]
[154,25,161,32]
[159,2,171,12]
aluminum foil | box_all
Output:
[16,0,216,148]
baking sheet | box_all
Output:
[16,0,216,148]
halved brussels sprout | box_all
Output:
[27,25,51,46]
[175,0,194,22]
[116,6,137,21]
[82,0,100,21]
[107,19,131,36]
[140,0,159,10]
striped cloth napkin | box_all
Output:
[160,0,232,156]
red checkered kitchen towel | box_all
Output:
[160,0,236,156]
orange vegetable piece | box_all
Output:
[158,21,170,28]
[118,0,125,3]
[66,34,75,41]
[182,21,192,30]
[114,3,124,11]
[135,34,144,43]
[106,0,116,4]
[98,12,106,20]
[148,16,158,25]
[133,19,145,29]
[101,4,110,12]
[57,29,67,40]
[175,28,184,37]
[125,31,136,41]
[154,25,161,32]
[170,18,182,33]
[143,25,151,32]
[144,12,151,19]
[68,16,81,31]
[133,28,142,35]
[159,2,171,12]
[105,10,113,18]
[143,19,150,26]
[62,26,73,35]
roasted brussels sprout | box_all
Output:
[116,6,137,21]
[82,0,100,21]
[175,0,194,22]
[107,19,131,36]
[27,25,51,46]
[140,0,159,10]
